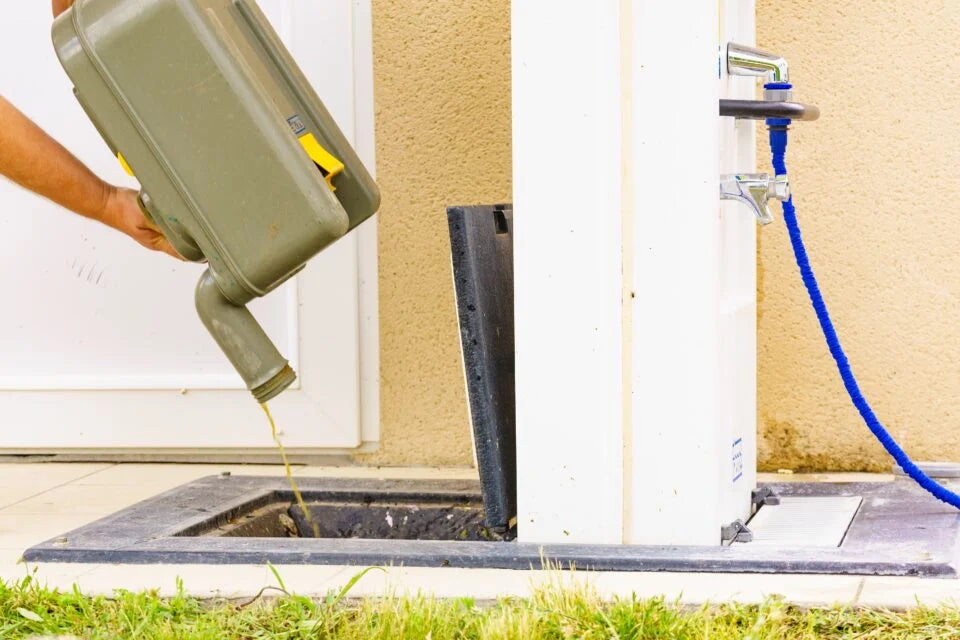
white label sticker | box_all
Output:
[732,438,743,483]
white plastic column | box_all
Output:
[716,0,759,543]
[512,1,625,545]
[513,0,756,545]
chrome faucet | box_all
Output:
[720,174,790,225]
[722,44,803,224]
[727,43,790,99]
[720,43,818,120]
[726,43,788,83]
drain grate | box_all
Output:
[746,496,862,548]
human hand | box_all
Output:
[100,187,184,260]
[0,98,182,259]
[53,1,75,18]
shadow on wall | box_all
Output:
[359,0,512,466]
[757,0,960,471]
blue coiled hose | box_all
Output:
[766,83,960,508]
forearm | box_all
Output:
[0,96,111,222]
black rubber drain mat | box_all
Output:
[22,476,960,577]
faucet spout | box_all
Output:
[720,174,790,225]
[195,269,297,402]
[727,42,789,84]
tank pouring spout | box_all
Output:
[195,269,296,402]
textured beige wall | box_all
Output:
[757,1,960,470]
[368,1,956,471]
[364,0,511,466]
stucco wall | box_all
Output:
[756,1,960,470]
[368,1,955,471]
[364,0,511,466]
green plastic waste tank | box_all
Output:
[52,0,380,402]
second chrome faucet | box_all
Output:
[720,174,790,225]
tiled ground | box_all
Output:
[2,465,959,608]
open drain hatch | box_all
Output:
[191,493,512,542]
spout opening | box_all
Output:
[251,364,297,403]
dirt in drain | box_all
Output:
[205,501,513,541]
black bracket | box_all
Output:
[752,486,781,508]
[719,99,820,121]
[721,519,753,544]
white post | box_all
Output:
[512,2,625,544]
[513,0,756,546]
[626,1,723,546]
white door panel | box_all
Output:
[0,0,376,452]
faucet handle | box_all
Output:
[720,173,790,225]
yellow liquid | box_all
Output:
[260,403,319,538]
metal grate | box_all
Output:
[746,496,862,548]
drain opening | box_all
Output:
[189,495,514,541]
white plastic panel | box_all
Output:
[513,1,624,545]
[513,0,758,546]
[747,497,863,547]
[715,0,760,540]
[626,0,724,546]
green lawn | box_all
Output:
[1,570,958,639]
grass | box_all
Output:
[2,570,960,639]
